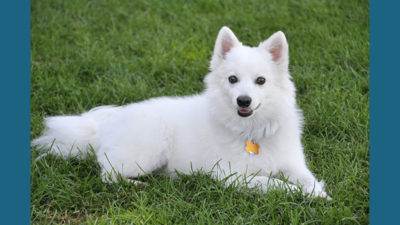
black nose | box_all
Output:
[237,95,252,108]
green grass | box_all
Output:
[31,0,369,224]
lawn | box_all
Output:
[31,0,369,224]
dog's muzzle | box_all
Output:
[237,103,260,117]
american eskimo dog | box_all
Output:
[33,27,329,199]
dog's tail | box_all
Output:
[32,105,117,158]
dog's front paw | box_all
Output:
[313,190,332,200]
[303,180,332,200]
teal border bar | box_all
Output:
[0,0,30,223]
[370,0,400,223]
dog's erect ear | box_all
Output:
[210,26,241,70]
[259,31,289,70]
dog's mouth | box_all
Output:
[237,108,253,117]
[237,104,261,117]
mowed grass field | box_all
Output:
[31,0,369,224]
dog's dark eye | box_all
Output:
[255,77,266,85]
[228,75,238,84]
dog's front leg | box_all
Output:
[211,170,300,193]
[245,175,300,193]
[282,164,331,200]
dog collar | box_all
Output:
[246,140,259,155]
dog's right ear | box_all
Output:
[210,26,241,70]
[259,31,289,71]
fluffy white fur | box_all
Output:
[33,27,329,199]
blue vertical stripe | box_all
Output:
[0,0,30,223]
[370,0,400,223]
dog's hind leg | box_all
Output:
[97,149,168,183]
[94,110,172,183]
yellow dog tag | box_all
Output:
[246,140,259,155]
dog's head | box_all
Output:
[205,27,295,123]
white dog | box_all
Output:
[33,27,329,199]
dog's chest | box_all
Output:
[239,120,279,141]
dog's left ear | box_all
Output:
[210,26,241,70]
[259,31,289,70]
